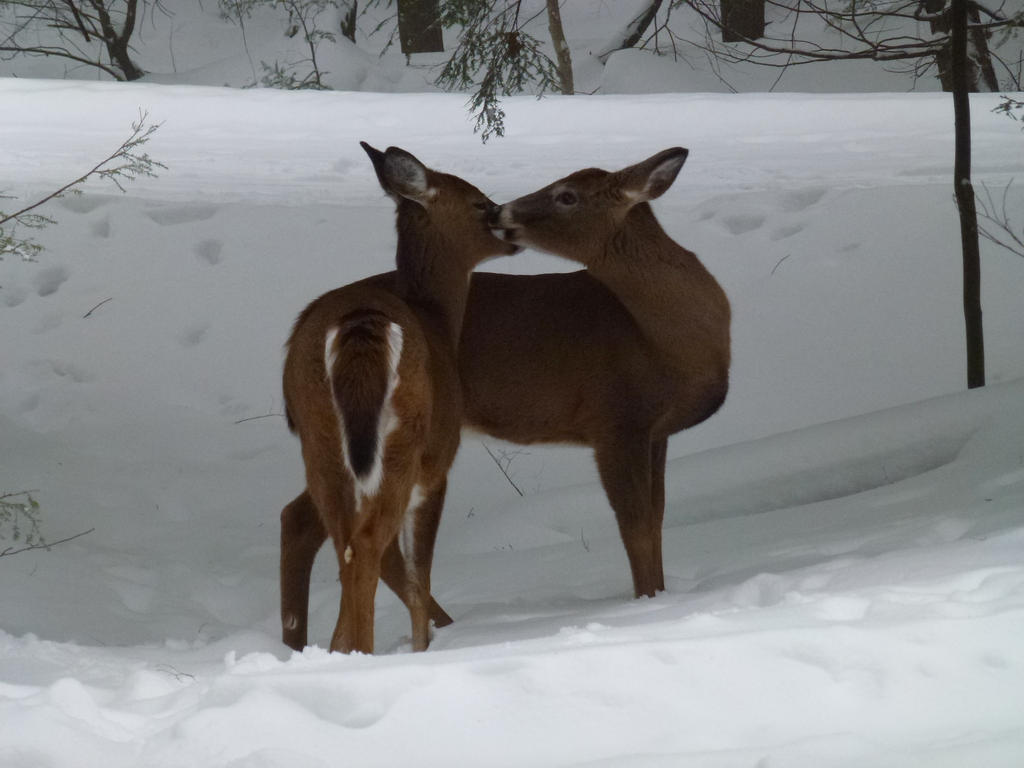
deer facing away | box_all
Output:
[280,142,517,653]
[280,147,729,651]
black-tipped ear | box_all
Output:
[380,146,435,205]
[361,141,392,196]
[618,147,689,203]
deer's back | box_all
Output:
[284,282,462,484]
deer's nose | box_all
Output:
[486,203,503,227]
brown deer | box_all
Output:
[485,147,730,598]
[280,147,729,651]
[280,142,517,654]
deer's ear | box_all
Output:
[360,140,392,195]
[618,147,689,203]
[381,146,437,205]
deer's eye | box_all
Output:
[555,190,578,206]
[473,201,488,211]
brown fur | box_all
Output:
[280,144,515,654]
[280,148,730,647]
[490,147,731,598]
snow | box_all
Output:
[3,4,1024,766]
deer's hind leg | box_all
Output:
[381,477,454,639]
[280,490,327,651]
[397,479,450,651]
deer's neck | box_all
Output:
[394,208,470,346]
[588,204,730,368]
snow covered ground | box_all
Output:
[2,62,1024,768]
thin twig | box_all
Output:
[82,297,112,318]
[977,180,1024,258]
[770,254,791,275]
[234,412,285,425]
[0,110,161,227]
[0,527,95,558]
[480,441,524,497]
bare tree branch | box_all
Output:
[0,527,95,558]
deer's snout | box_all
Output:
[489,204,521,244]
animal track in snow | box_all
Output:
[332,157,358,174]
[32,311,63,334]
[194,239,224,265]
[58,194,109,214]
[34,266,69,297]
[2,285,28,308]
[30,359,93,384]
[50,360,94,383]
[90,216,111,239]
[145,204,219,226]
[770,224,804,242]
[179,323,210,347]
[781,187,827,213]
[19,392,40,414]
[721,214,765,235]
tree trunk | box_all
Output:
[950,0,985,388]
[721,0,766,43]
[397,0,443,55]
[94,0,144,81]
[967,3,998,91]
[341,1,358,43]
[546,0,574,95]
[926,0,998,92]
[596,0,663,64]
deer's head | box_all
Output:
[492,147,689,263]
[361,142,520,266]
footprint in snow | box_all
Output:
[194,239,224,265]
[2,285,28,308]
[32,311,63,334]
[333,157,358,174]
[58,194,110,214]
[91,216,111,239]
[780,186,827,213]
[721,213,765,235]
[19,392,40,414]
[145,204,219,226]
[179,322,210,347]
[770,223,804,242]
[34,265,69,297]
[45,360,94,384]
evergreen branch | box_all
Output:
[0,110,164,228]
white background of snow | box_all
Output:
[2,2,1024,766]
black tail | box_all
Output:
[324,309,402,481]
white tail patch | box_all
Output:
[324,322,405,513]
[323,326,340,376]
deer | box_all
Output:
[280,142,518,654]
[485,147,731,598]
[280,147,730,651]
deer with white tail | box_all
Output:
[281,142,518,654]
